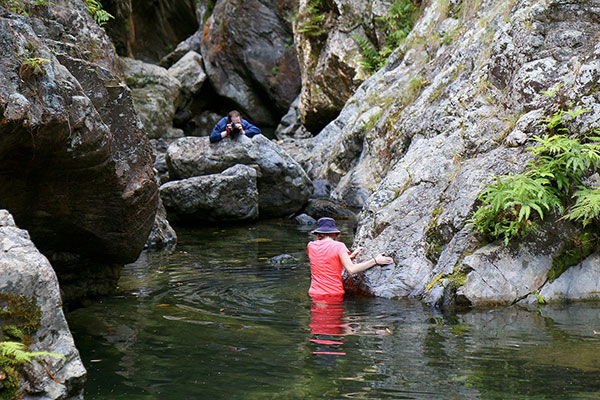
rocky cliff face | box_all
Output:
[0,0,158,303]
[293,0,600,306]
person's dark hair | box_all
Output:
[316,232,339,240]
[227,110,241,123]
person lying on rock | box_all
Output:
[209,110,261,143]
[307,217,394,297]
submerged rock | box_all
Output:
[145,196,178,250]
[270,254,298,264]
[0,210,86,399]
[166,135,312,217]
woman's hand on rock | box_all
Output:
[374,254,393,265]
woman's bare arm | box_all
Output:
[340,252,393,275]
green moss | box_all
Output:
[547,231,597,283]
[425,273,443,292]
[1,326,23,342]
[0,365,19,400]
[448,270,468,291]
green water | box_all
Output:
[67,219,600,399]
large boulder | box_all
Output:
[167,51,207,96]
[0,1,158,302]
[0,210,86,399]
[160,164,259,222]
[293,0,393,133]
[200,0,301,125]
[166,135,313,217]
[297,0,600,305]
[121,57,184,139]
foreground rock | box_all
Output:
[166,135,312,218]
[161,164,259,222]
[0,1,158,303]
[0,210,86,399]
[298,0,600,305]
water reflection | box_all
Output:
[309,295,347,356]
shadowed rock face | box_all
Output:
[102,0,199,63]
[293,0,392,133]
[0,0,158,302]
[200,0,301,126]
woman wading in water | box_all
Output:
[307,217,394,297]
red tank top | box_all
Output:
[307,239,349,296]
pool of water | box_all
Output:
[67,219,600,399]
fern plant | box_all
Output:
[352,35,383,73]
[353,0,419,75]
[297,0,326,37]
[564,187,600,227]
[0,341,64,366]
[0,341,64,400]
[82,0,113,27]
[471,106,600,244]
[471,173,563,244]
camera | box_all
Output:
[226,123,241,137]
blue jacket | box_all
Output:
[209,117,261,143]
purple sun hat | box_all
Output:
[311,217,341,234]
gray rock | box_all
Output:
[302,199,356,220]
[275,96,312,139]
[160,29,203,68]
[293,213,316,226]
[310,179,332,200]
[160,164,259,222]
[145,196,178,250]
[121,57,184,139]
[0,211,86,399]
[166,135,313,217]
[167,51,206,95]
[538,253,600,302]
